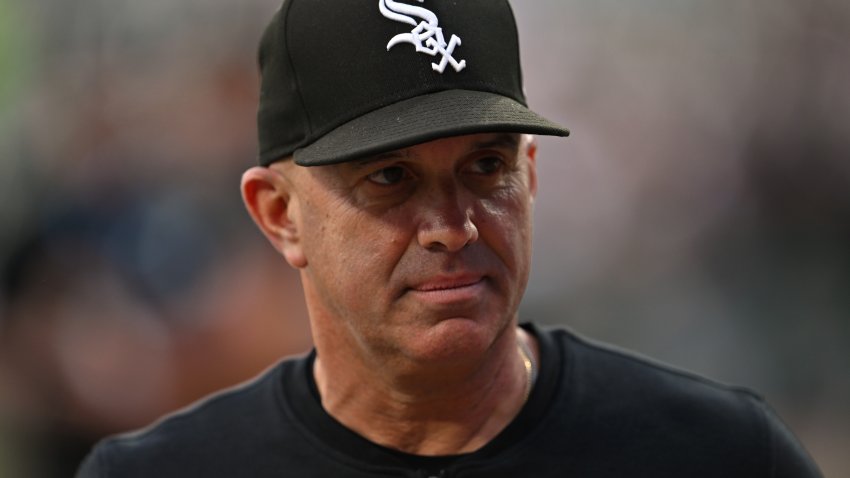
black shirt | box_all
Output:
[77,324,822,477]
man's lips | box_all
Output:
[410,274,484,292]
[405,275,488,305]
[412,275,485,292]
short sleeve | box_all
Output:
[75,444,106,478]
[758,400,823,478]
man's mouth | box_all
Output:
[407,275,487,305]
[413,275,485,292]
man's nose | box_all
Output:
[416,185,480,252]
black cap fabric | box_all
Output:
[257,0,569,166]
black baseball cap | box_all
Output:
[257,0,569,167]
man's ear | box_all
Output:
[241,166,307,268]
[523,135,539,201]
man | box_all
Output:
[78,1,822,476]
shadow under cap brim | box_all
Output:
[291,89,569,167]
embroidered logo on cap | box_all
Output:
[379,0,467,74]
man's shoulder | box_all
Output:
[76,357,301,477]
[545,326,767,424]
[534,325,822,476]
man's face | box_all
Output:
[283,133,538,366]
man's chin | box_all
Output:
[398,315,514,364]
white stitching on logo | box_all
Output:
[379,0,467,73]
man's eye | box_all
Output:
[367,166,408,185]
[468,156,504,175]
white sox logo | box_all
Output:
[379,0,467,73]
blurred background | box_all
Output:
[0,0,847,476]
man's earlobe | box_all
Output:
[240,167,307,268]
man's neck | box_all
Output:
[312,327,538,456]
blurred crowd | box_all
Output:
[0,0,848,476]
[0,1,313,476]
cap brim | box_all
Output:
[292,89,569,166]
